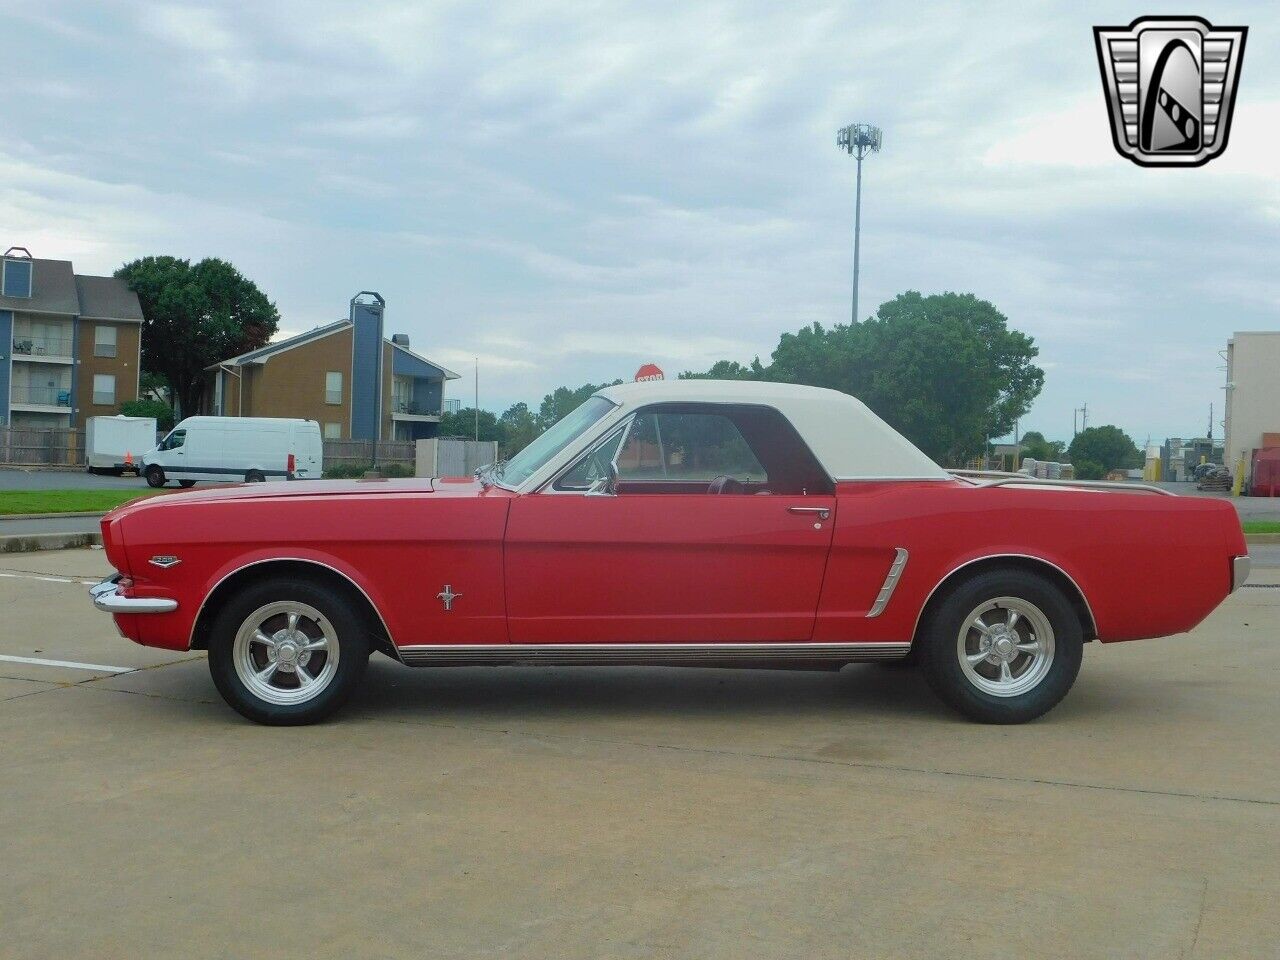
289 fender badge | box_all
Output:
[148,556,182,569]
[1094,16,1247,167]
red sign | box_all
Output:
[634,363,665,382]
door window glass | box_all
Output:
[618,412,765,482]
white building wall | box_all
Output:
[1224,332,1280,481]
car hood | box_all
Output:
[105,477,495,521]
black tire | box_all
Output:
[144,465,166,488]
[918,569,1083,724]
[178,479,196,488]
[245,470,266,483]
[207,576,370,725]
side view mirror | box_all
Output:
[586,459,619,497]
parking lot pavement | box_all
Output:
[1,551,1277,959]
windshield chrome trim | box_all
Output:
[509,395,624,494]
[542,413,637,495]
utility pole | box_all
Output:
[1208,402,1213,440]
[474,357,479,442]
[1074,403,1089,436]
[836,123,883,324]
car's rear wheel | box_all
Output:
[207,577,370,725]
[245,470,266,483]
[919,569,1082,724]
[144,465,166,488]
[178,479,196,488]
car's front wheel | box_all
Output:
[919,569,1083,724]
[207,577,370,725]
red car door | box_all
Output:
[505,493,835,643]
[504,404,837,644]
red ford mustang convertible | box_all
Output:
[91,381,1249,725]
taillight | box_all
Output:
[287,453,296,474]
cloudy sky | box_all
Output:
[3,1,1277,442]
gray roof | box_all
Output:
[74,275,144,321]
[209,319,351,369]
[209,317,459,380]
[0,255,144,322]
[0,257,80,315]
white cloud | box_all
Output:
[2,0,1278,435]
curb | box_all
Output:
[0,532,102,553]
[0,511,108,521]
[1246,533,1280,545]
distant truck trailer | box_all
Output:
[85,415,157,475]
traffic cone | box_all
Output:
[124,451,134,473]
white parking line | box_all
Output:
[0,572,101,586]
[0,654,136,674]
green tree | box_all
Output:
[115,256,280,419]
[1067,425,1141,473]
[438,407,503,442]
[538,381,622,424]
[1072,459,1105,481]
[678,359,768,380]
[499,402,542,457]
[117,398,176,432]
[1019,430,1067,463]
[766,292,1044,464]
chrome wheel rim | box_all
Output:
[232,601,339,706]
[957,596,1055,698]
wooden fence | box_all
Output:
[0,427,85,467]
[321,439,417,470]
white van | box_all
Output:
[141,417,323,488]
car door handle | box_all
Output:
[788,506,830,520]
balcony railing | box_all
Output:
[392,399,442,416]
[12,385,72,407]
[12,336,74,358]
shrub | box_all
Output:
[118,398,175,432]
[1072,459,1105,480]
[322,461,415,479]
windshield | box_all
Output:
[495,395,617,488]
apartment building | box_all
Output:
[1224,331,1280,482]
[0,246,143,430]
[205,292,458,441]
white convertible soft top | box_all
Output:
[594,380,949,482]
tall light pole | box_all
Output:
[837,123,883,324]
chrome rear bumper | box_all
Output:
[1232,555,1251,593]
[90,576,178,614]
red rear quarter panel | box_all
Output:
[818,481,1244,644]
[105,482,512,651]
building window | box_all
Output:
[325,371,343,405]
[323,422,342,439]
[2,258,32,298]
[94,324,118,358]
[92,374,116,406]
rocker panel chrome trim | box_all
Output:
[867,547,909,618]
[394,642,911,667]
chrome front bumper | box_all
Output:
[1232,555,1251,593]
[90,576,178,614]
